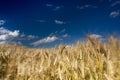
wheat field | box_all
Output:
[0,36,120,80]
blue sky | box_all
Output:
[0,0,120,48]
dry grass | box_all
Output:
[0,36,120,80]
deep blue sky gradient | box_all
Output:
[0,0,120,47]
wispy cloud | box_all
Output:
[27,35,38,40]
[0,41,22,45]
[20,33,25,37]
[31,28,71,47]
[77,5,97,10]
[36,20,46,23]
[53,6,63,11]
[46,4,63,11]
[60,29,66,33]
[89,34,107,42]
[89,34,102,39]
[19,33,38,40]
[62,34,70,38]
[54,20,65,25]
[110,10,120,18]
[0,20,5,26]
[53,29,70,38]
[31,36,58,47]
[36,19,67,24]
[111,1,120,7]
[46,4,53,7]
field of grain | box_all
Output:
[0,36,120,80]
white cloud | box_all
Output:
[62,34,70,38]
[27,35,38,40]
[89,34,102,39]
[31,29,71,47]
[77,5,97,9]
[0,41,22,45]
[0,41,6,44]
[46,4,63,11]
[0,27,19,40]
[46,4,53,7]
[54,20,65,25]
[20,33,25,37]
[110,10,119,18]
[53,6,63,11]
[53,6,64,11]
[9,30,19,37]
[0,20,5,26]
[31,36,58,47]
[19,33,38,41]
[111,1,120,7]
[0,27,20,45]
